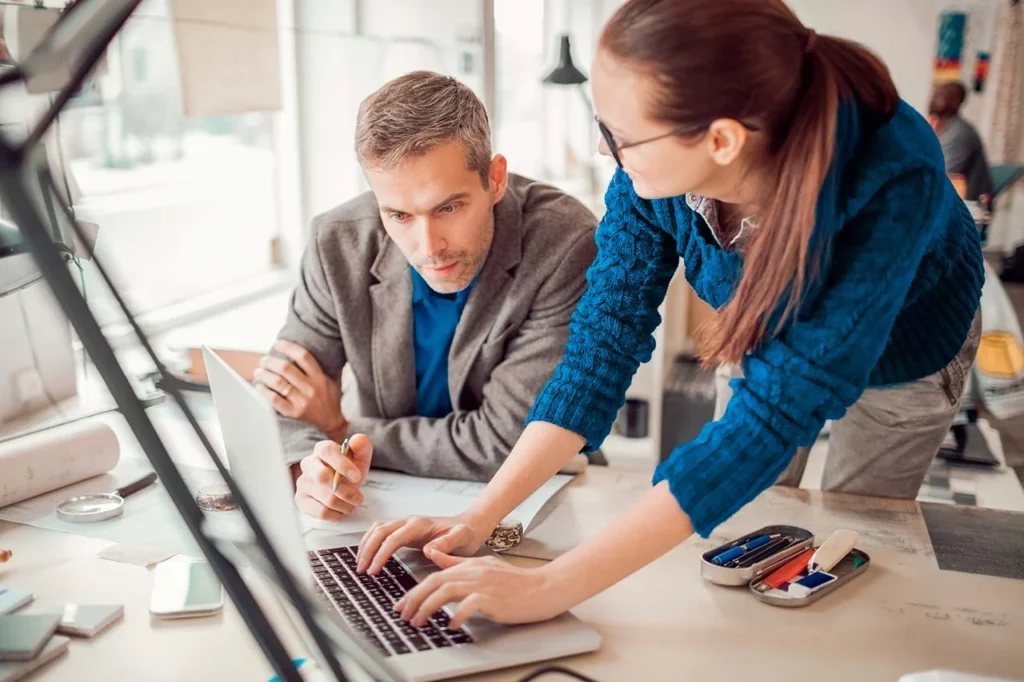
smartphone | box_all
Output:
[149,556,224,619]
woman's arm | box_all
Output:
[544,481,694,607]
[465,422,586,530]
[396,481,693,629]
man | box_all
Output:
[255,71,597,521]
[928,80,994,202]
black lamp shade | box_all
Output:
[543,35,588,86]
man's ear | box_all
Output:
[489,154,509,204]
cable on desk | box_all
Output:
[514,666,602,682]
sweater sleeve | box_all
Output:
[526,170,679,451]
[654,168,942,537]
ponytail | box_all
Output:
[697,35,899,365]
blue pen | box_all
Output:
[711,533,781,565]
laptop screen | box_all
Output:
[202,345,312,585]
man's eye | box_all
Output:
[438,204,457,214]
[390,212,408,221]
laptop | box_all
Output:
[201,346,601,681]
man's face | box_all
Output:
[365,142,507,294]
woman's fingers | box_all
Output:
[409,582,473,628]
[366,519,434,575]
[356,519,406,573]
[422,526,470,557]
[398,559,483,620]
[425,548,468,569]
[396,571,444,622]
[449,593,491,630]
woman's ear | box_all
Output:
[705,119,750,167]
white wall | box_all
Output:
[787,0,999,116]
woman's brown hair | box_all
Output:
[600,0,899,365]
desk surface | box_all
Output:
[3,466,1024,682]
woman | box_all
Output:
[355,0,984,628]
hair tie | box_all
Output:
[804,29,817,54]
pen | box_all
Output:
[331,437,351,494]
[729,536,793,568]
[711,533,781,565]
[727,536,789,567]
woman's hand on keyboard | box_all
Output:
[395,555,573,629]
[356,514,492,576]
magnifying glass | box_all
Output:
[56,471,158,523]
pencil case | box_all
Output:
[700,525,871,608]
[701,525,814,587]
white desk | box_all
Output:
[2,398,1024,681]
[3,459,1024,682]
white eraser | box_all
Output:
[787,583,812,598]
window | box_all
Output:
[56,0,292,325]
[493,0,619,214]
[49,0,622,328]
[493,0,546,179]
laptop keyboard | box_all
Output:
[308,546,474,657]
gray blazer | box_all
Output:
[275,174,597,480]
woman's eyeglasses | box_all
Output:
[595,116,761,168]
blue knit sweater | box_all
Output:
[527,99,984,538]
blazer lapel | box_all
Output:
[369,238,417,418]
[448,191,524,407]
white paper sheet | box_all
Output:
[298,470,575,535]
[96,543,177,568]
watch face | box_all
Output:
[486,518,524,552]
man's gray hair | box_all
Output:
[355,71,492,186]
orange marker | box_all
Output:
[762,548,815,589]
